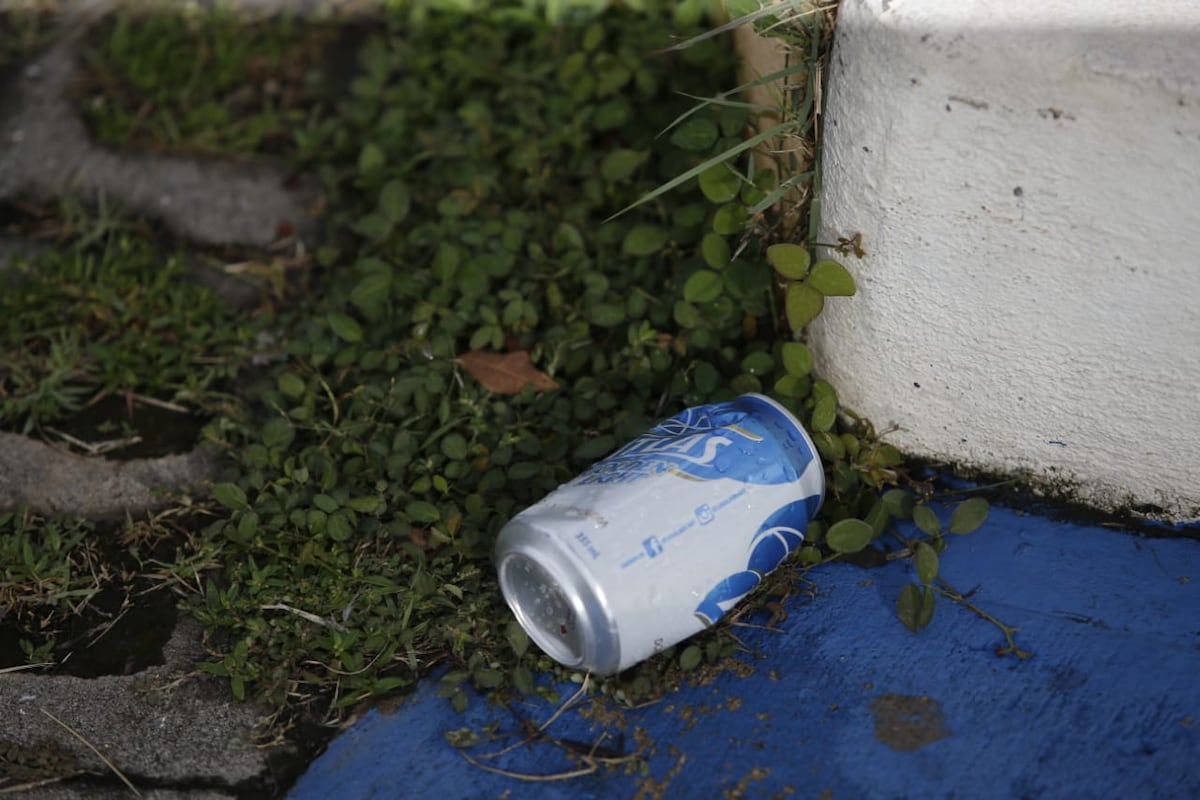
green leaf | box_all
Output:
[698,163,740,203]
[740,351,773,376]
[588,303,626,327]
[683,270,723,304]
[582,22,605,51]
[358,142,385,175]
[826,519,873,554]
[692,362,720,393]
[347,496,384,514]
[882,489,915,520]
[865,499,889,539]
[601,149,644,183]
[440,433,468,461]
[807,260,857,296]
[351,213,392,242]
[701,233,731,269]
[915,541,939,585]
[474,669,504,689]
[766,244,810,280]
[785,283,825,329]
[511,665,534,695]
[622,225,669,256]
[212,483,248,512]
[506,620,530,658]
[575,435,616,461]
[670,117,719,152]
[327,512,354,541]
[712,203,748,235]
[810,394,837,432]
[812,430,845,460]
[679,644,703,671]
[350,271,392,318]
[313,493,339,513]
[773,374,809,399]
[873,444,903,468]
[328,312,364,343]
[277,372,305,399]
[236,511,258,540]
[896,584,936,633]
[949,497,990,534]
[912,505,942,537]
[406,501,441,523]
[378,179,411,223]
[507,462,541,481]
[262,418,294,449]
[731,373,761,395]
[812,380,837,405]
[780,342,813,377]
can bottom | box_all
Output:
[498,552,585,667]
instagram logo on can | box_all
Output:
[494,393,824,675]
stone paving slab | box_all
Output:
[3,618,278,797]
[0,3,321,250]
[0,3,328,795]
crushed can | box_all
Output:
[494,393,824,675]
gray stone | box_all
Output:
[1,617,276,796]
[0,8,321,250]
[0,434,218,518]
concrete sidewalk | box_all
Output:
[289,500,1200,799]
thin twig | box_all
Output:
[39,708,142,798]
[933,578,1033,659]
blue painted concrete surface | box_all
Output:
[290,502,1200,799]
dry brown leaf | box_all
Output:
[457,350,559,395]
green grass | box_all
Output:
[72,8,340,157]
[0,207,258,434]
[0,5,56,70]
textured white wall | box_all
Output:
[812,0,1200,520]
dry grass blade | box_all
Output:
[0,776,71,795]
[260,602,349,633]
[460,750,598,782]
[39,708,142,798]
[0,661,54,675]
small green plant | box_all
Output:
[610,0,1016,650]
[0,510,102,662]
[0,2,1023,756]
[0,5,55,69]
[73,7,338,157]
[0,214,258,433]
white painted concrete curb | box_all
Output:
[813,0,1200,521]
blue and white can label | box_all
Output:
[495,393,824,675]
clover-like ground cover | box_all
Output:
[3,3,991,766]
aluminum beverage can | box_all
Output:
[494,393,824,675]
